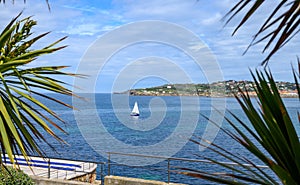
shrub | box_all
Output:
[0,166,34,185]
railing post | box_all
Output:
[108,153,111,176]
[48,158,50,178]
[100,163,104,183]
[167,158,170,183]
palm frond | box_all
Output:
[181,69,300,184]
[224,0,300,65]
[0,14,77,167]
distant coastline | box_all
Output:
[114,80,298,98]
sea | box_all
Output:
[33,93,299,184]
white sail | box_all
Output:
[131,101,139,116]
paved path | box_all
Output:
[2,154,97,180]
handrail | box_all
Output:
[107,151,269,168]
[2,154,105,183]
[107,152,269,183]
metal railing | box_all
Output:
[2,154,106,183]
[107,152,269,184]
[40,157,105,183]
[3,152,271,184]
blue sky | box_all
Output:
[0,0,298,93]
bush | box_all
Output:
[0,166,34,185]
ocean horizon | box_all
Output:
[32,93,299,184]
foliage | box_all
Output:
[224,0,300,65]
[180,68,300,184]
[0,166,34,185]
[0,13,78,166]
[179,1,300,184]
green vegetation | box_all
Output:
[224,0,299,65]
[0,166,34,185]
[0,13,77,166]
[179,1,300,184]
[129,80,297,97]
[181,69,300,184]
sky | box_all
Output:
[0,0,298,93]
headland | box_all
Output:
[115,80,298,98]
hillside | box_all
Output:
[119,80,298,97]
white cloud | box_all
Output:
[62,4,99,13]
[0,0,298,92]
[201,13,222,26]
[61,24,101,36]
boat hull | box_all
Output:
[130,113,139,116]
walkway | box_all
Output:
[2,154,97,180]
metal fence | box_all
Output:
[2,154,106,183]
[107,152,269,184]
[3,153,271,184]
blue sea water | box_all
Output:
[33,93,299,184]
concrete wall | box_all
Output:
[70,171,97,183]
[104,176,186,185]
[32,175,187,185]
[31,176,101,185]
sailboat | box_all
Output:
[130,101,139,116]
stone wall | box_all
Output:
[70,170,97,183]
[31,176,101,185]
[104,176,186,185]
